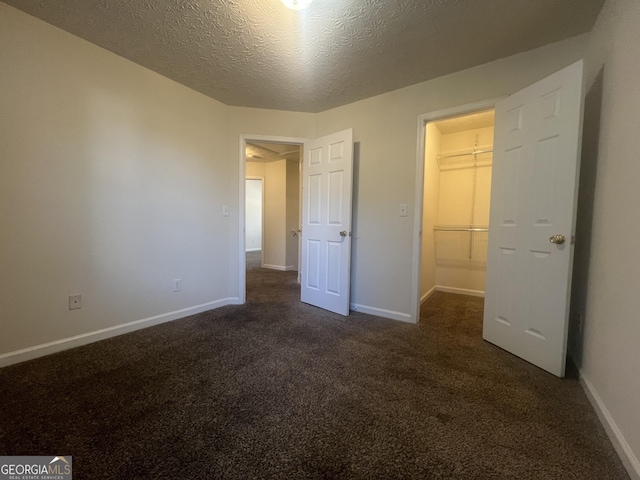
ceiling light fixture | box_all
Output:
[281,0,313,10]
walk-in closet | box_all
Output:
[420,110,495,304]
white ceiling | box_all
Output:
[4,0,604,113]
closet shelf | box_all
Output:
[437,144,493,171]
[434,225,488,232]
[433,226,488,265]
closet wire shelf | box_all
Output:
[433,226,488,266]
[437,144,493,171]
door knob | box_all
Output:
[339,230,347,237]
[549,234,566,245]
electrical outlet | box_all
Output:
[69,295,82,310]
[173,279,182,292]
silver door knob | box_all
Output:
[549,234,566,245]
[339,230,347,237]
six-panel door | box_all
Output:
[301,129,354,316]
[483,61,584,377]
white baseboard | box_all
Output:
[349,303,414,323]
[420,285,437,305]
[262,264,294,271]
[435,286,485,298]
[579,372,640,480]
[245,248,261,252]
[0,297,241,369]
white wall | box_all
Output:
[420,123,441,301]
[245,179,263,251]
[315,35,588,320]
[0,3,233,362]
[572,0,640,476]
[435,126,493,294]
[263,159,288,269]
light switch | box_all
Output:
[222,204,230,217]
[399,204,408,217]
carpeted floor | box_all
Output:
[0,251,629,479]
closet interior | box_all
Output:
[420,109,495,304]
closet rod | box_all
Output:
[437,148,493,160]
[433,226,488,232]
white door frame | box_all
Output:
[410,98,503,323]
[238,134,309,304]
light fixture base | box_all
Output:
[281,0,313,10]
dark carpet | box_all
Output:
[0,251,629,479]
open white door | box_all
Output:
[483,60,584,377]
[301,129,354,315]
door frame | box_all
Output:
[238,134,309,304]
[410,98,503,323]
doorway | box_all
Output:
[239,135,308,304]
[239,129,355,315]
[245,141,301,273]
[420,109,495,309]
[413,63,584,377]
[245,178,263,253]
[411,99,499,324]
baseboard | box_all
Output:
[420,285,437,305]
[579,372,640,480]
[349,303,414,323]
[435,286,485,298]
[262,264,294,271]
[245,248,261,252]
[0,297,241,369]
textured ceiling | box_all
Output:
[3,0,604,113]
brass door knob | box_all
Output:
[549,234,566,245]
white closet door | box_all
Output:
[483,61,584,377]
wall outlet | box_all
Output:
[173,279,182,292]
[69,295,82,310]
